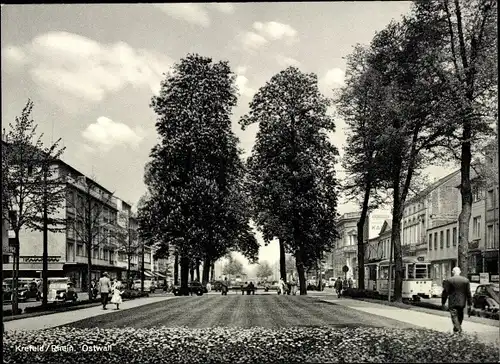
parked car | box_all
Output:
[45,278,77,303]
[172,281,206,296]
[3,278,41,302]
[212,281,223,292]
[133,280,156,293]
[470,283,499,316]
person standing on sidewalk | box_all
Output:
[441,267,472,334]
[98,272,112,310]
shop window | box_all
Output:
[486,225,494,249]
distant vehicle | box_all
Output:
[133,280,156,293]
[44,278,77,303]
[470,283,499,316]
[172,281,206,296]
[3,278,41,302]
[328,278,336,288]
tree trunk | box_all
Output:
[42,198,48,307]
[202,256,211,284]
[357,181,372,290]
[11,232,20,314]
[279,239,286,281]
[210,262,215,281]
[391,188,404,302]
[295,247,307,295]
[180,254,190,295]
[189,264,195,282]
[458,125,472,276]
[140,244,145,293]
[174,252,179,286]
[87,243,92,302]
[127,255,131,289]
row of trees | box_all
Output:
[2,101,150,311]
[139,53,341,295]
[339,0,497,301]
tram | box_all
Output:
[364,262,379,291]
[376,256,433,300]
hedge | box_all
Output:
[3,326,497,363]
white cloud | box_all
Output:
[211,3,235,14]
[2,31,172,103]
[154,4,210,27]
[323,68,345,88]
[235,66,255,98]
[241,32,268,50]
[82,116,145,151]
[253,21,297,41]
[240,21,298,51]
[275,55,301,67]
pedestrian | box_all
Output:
[441,266,473,334]
[98,272,112,310]
[348,277,353,289]
[110,280,124,310]
[278,278,286,295]
[206,281,212,292]
[291,277,297,295]
[335,277,343,298]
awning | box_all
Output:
[144,270,154,278]
[154,272,167,278]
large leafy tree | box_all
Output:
[144,54,257,294]
[241,67,340,295]
[336,45,390,290]
[222,254,245,278]
[2,100,66,311]
[256,260,273,281]
[411,0,497,276]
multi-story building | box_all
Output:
[1,152,162,290]
[327,209,391,280]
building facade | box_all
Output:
[2,157,161,290]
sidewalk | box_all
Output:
[321,297,500,347]
[4,296,175,332]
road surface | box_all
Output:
[65,294,419,329]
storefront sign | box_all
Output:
[22,256,61,263]
[491,275,499,283]
[479,273,490,284]
[470,275,480,282]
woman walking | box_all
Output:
[111,280,124,310]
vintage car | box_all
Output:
[469,283,499,318]
[133,280,157,293]
[172,281,206,296]
[3,278,41,302]
[44,278,78,303]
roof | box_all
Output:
[406,169,461,204]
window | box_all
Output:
[428,234,433,250]
[67,219,75,239]
[440,231,444,249]
[473,216,481,238]
[103,249,109,261]
[452,227,457,246]
[92,248,99,260]
[472,185,483,202]
[415,264,428,279]
[434,232,438,250]
[66,242,74,262]
[486,225,494,249]
[446,229,450,248]
[76,244,84,257]
[487,190,494,209]
[407,264,415,279]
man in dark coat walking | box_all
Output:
[441,267,472,333]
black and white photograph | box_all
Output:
[1,1,498,363]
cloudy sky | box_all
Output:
[1,3,455,267]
